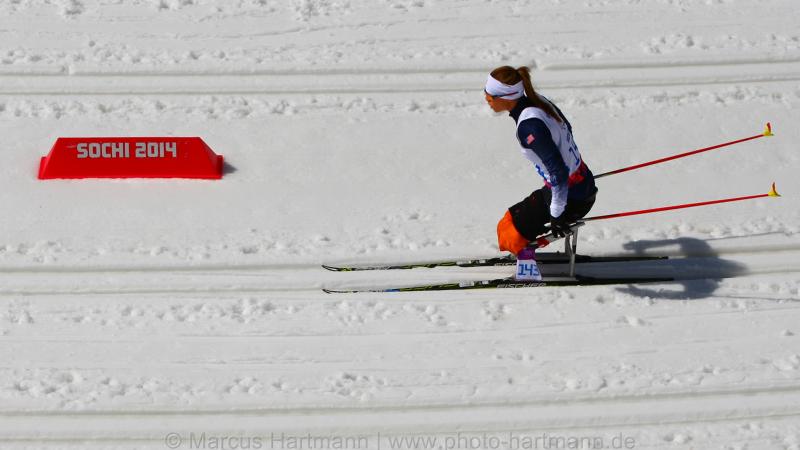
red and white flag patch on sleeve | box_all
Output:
[526,134,535,145]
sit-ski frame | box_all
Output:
[532,221,586,279]
[564,226,579,278]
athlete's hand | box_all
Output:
[549,214,571,238]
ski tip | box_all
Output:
[323,287,391,294]
[322,288,351,294]
[768,182,781,198]
[764,122,774,137]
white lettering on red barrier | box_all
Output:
[76,142,178,159]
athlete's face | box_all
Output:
[485,92,516,113]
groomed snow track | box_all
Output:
[2,248,800,448]
[2,384,800,448]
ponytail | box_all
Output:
[516,66,563,124]
[516,66,536,99]
[490,65,562,123]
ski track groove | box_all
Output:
[0,286,322,297]
[2,54,799,76]
[1,58,799,95]
[8,299,799,339]
[2,382,800,416]
[4,76,798,96]
[2,386,800,444]
[2,275,797,298]
[3,290,798,344]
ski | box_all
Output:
[322,256,514,272]
[322,275,675,293]
[322,253,667,272]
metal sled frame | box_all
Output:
[564,226,580,278]
[534,221,587,279]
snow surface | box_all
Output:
[1,1,800,449]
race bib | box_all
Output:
[515,253,542,281]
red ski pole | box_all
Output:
[595,123,773,179]
[584,183,781,222]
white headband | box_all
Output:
[484,75,524,100]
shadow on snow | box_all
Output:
[552,237,749,300]
[617,237,746,300]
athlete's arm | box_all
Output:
[517,118,569,218]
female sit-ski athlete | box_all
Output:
[485,66,598,255]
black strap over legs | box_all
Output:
[508,189,551,241]
[508,188,598,241]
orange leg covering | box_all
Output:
[497,210,530,255]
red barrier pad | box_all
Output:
[38,137,224,179]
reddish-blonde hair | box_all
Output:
[490,66,562,123]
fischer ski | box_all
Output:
[322,275,675,294]
[322,253,667,272]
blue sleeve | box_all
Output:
[517,118,569,217]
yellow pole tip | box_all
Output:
[768,182,780,197]
[764,122,774,136]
